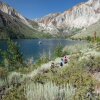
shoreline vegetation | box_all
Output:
[0,38,100,100]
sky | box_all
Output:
[2,0,88,19]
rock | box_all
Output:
[37,0,100,34]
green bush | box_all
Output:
[86,36,93,41]
[83,56,100,73]
[54,44,63,57]
[0,39,25,71]
[3,85,26,100]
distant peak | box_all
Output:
[87,0,100,4]
[37,0,100,34]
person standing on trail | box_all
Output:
[64,56,68,64]
[60,58,64,67]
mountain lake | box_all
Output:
[0,39,86,62]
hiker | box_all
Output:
[60,58,64,67]
[64,56,68,64]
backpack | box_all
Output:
[60,62,63,66]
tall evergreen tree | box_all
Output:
[1,39,24,71]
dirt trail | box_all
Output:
[28,57,69,78]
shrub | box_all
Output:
[86,36,93,41]
[0,79,7,87]
[7,72,26,86]
[3,85,26,100]
[36,52,49,66]
[54,44,63,57]
[83,56,100,73]
[1,39,25,71]
[63,43,89,55]
[0,67,8,79]
[24,82,75,100]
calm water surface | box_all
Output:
[0,39,85,61]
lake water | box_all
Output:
[0,39,85,61]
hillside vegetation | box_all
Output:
[0,11,53,39]
[72,20,100,39]
[0,39,100,100]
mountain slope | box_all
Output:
[37,0,100,35]
[0,11,39,39]
[0,1,32,28]
[0,1,48,39]
[72,20,100,39]
[0,0,100,39]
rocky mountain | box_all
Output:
[37,0,100,35]
[0,1,48,39]
[0,0,100,39]
[0,1,33,28]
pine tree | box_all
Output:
[1,39,24,71]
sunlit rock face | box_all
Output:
[37,0,100,34]
[0,1,32,28]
